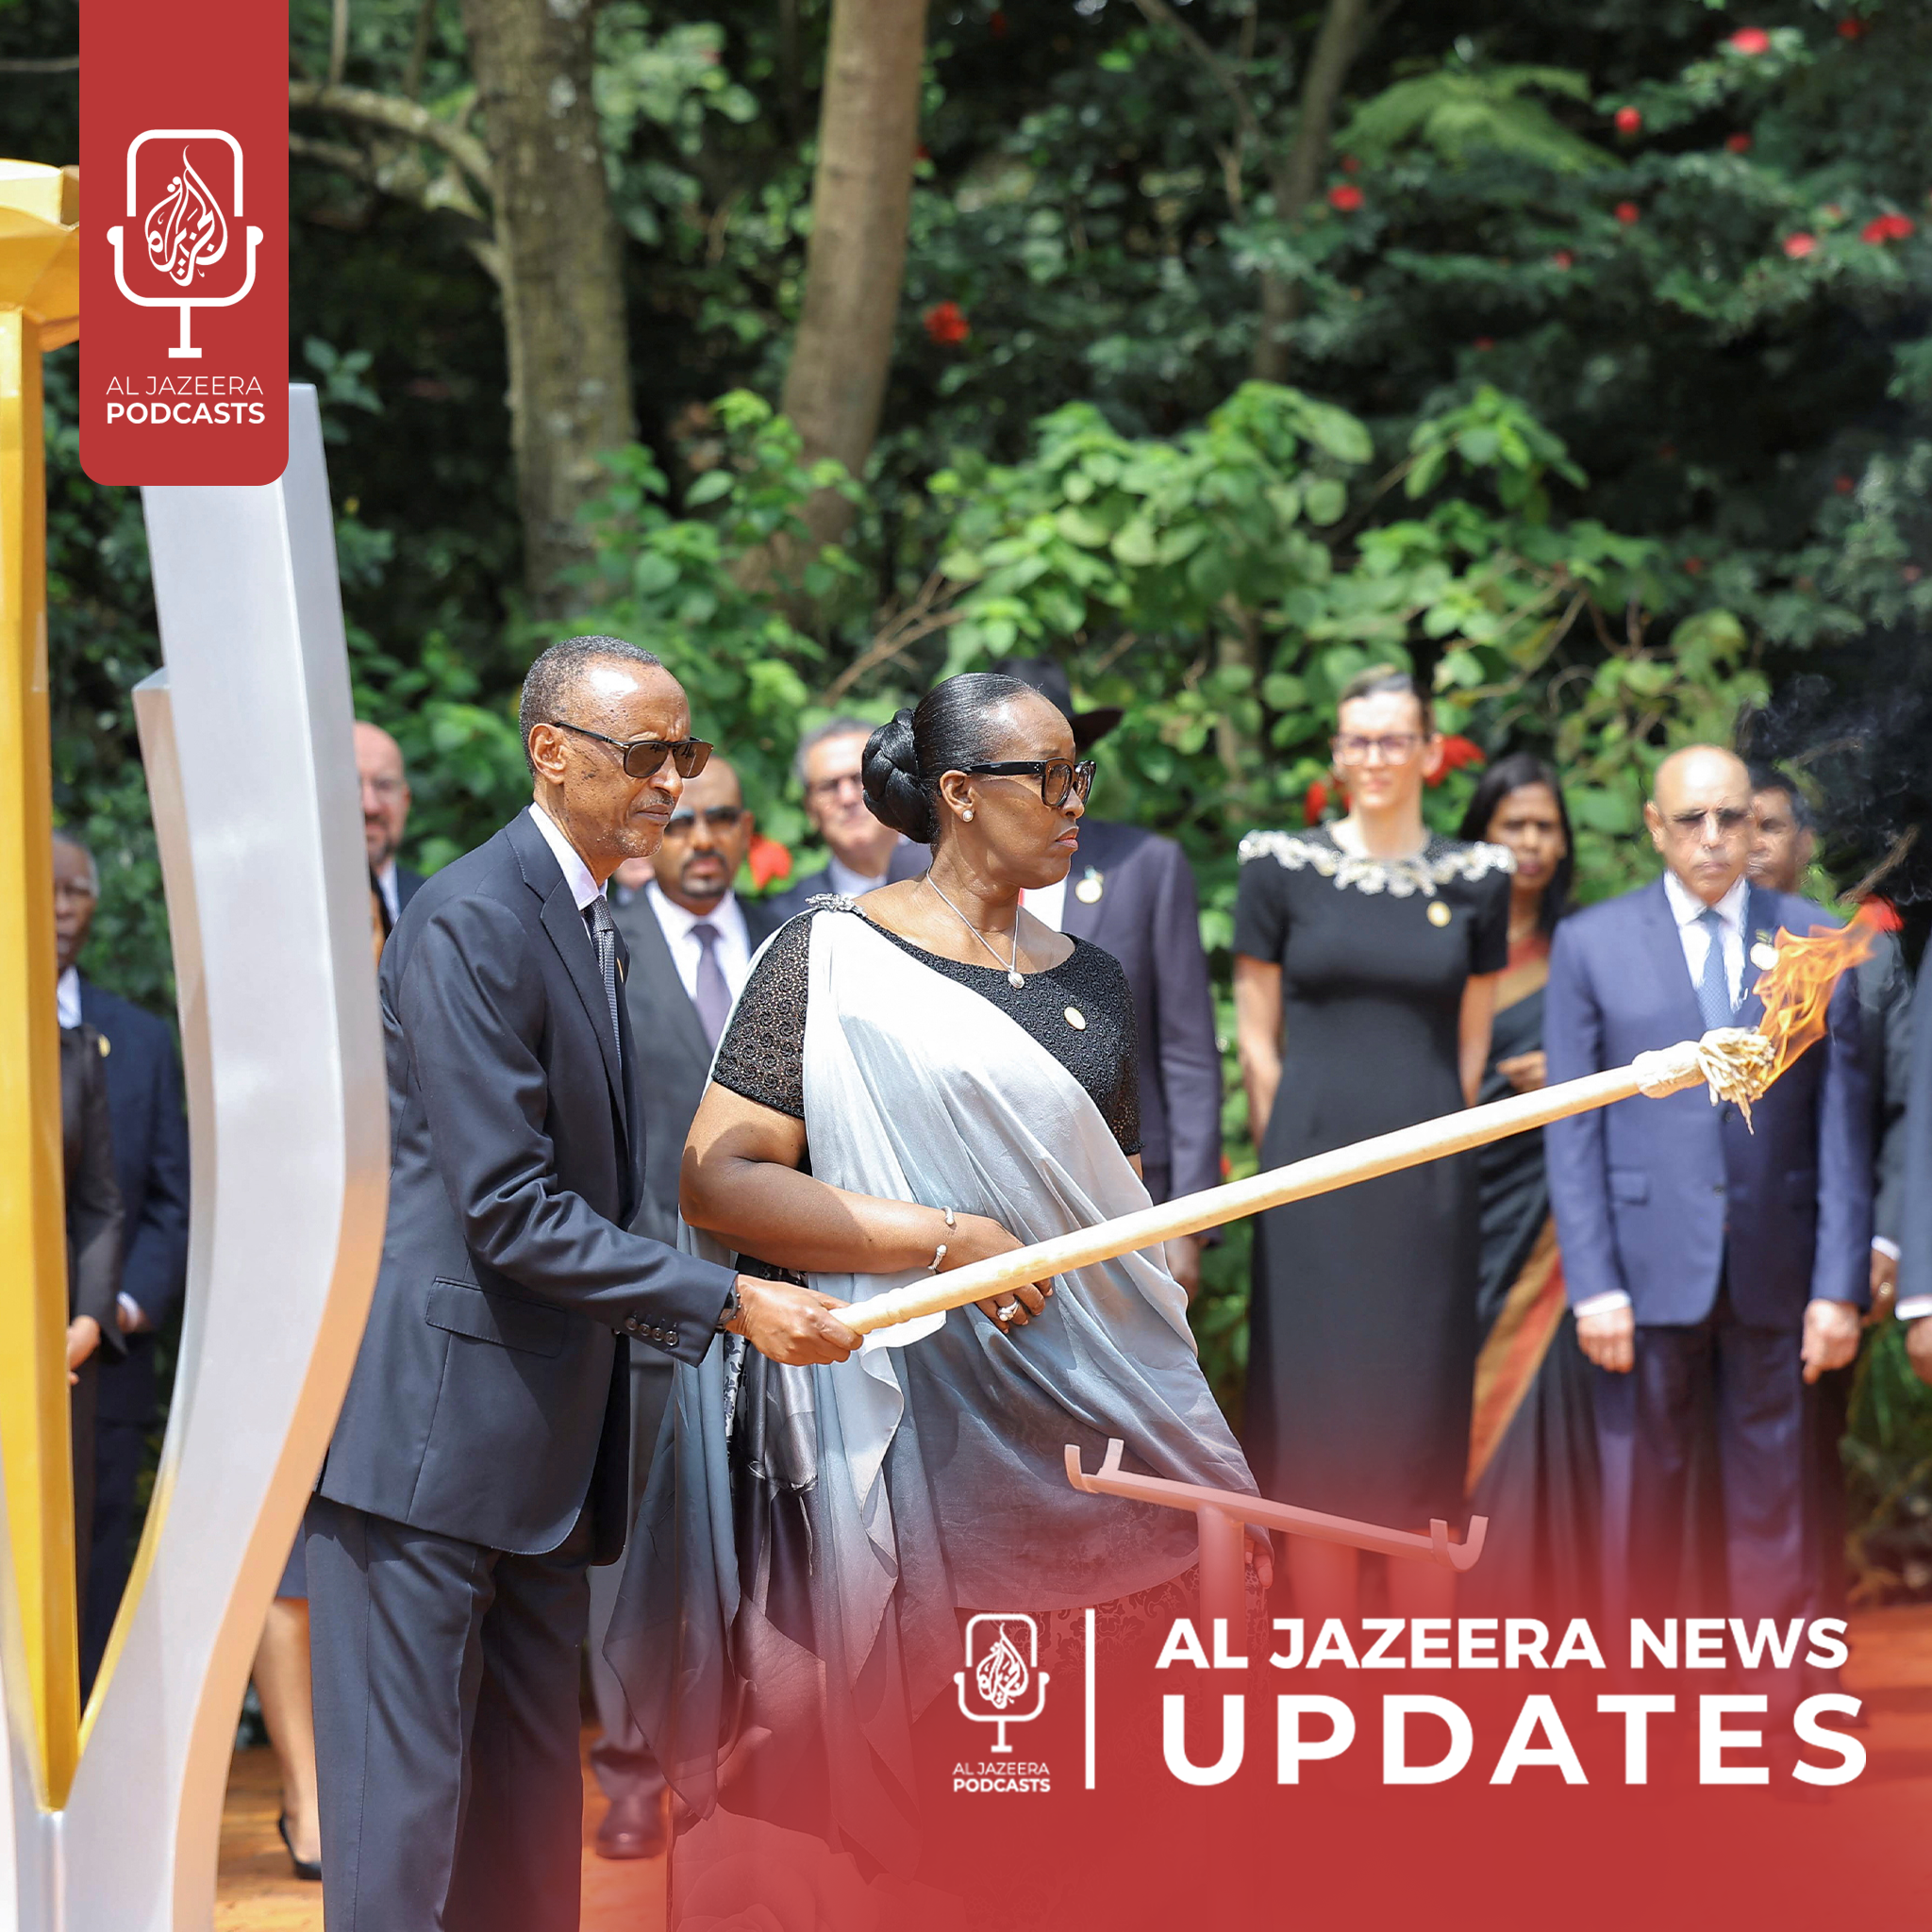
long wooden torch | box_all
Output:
[844,922,1872,1341]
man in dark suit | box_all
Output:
[767,714,905,917]
[889,658,1222,1290]
[51,832,192,1690]
[308,636,858,1932]
[1545,745,1870,1661]
[1897,941,1932,1385]
[357,719,425,931]
[590,751,781,1857]
[1748,766,1913,1629]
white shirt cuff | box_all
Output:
[1573,1291,1632,1319]
[1873,1236,1901,1261]
[1895,1298,1932,1324]
[116,1292,150,1333]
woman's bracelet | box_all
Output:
[926,1206,958,1274]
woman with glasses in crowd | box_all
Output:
[610,670,1263,1918]
[1234,665,1509,1620]
[1456,753,1598,1618]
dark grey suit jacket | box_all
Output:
[1897,944,1932,1314]
[318,809,738,1563]
[764,864,833,924]
[891,819,1222,1202]
[1857,929,1914,1247]
[610,890,784,1251]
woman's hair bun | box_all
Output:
[861,708,936,843]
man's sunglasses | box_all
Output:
[548,720,713,780]
[663,806,746,837]
[959,758,1097,808]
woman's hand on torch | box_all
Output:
[730,1276,861,1365]
[1800,1299,1861,1384]
[942,1214,1055,1330]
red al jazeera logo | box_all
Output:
[82,0,289,485]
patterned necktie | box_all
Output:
[1695,906,1734,1032]
[690,921,732,1049]
[585,895,624,1058]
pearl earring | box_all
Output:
[962,809,974,822]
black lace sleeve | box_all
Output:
[710,912,812,1119]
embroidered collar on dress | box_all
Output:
[1237,826,1514,899]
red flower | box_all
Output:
[1424,736,1485,786]
[1726,132,1753,154]
[1614,106,1642,135]
[922,300,971,346]
[1728,27,1772,56]
[1861,212,1914,243]
[1551,248,1574,270]
[1304,778,1331,825]
[748,835,793,891]
[1614,201,1641,225]
[1684,556,1705,575]
[990,8,1008,35]
[1473,336,1495,352]
[1834,474,1856,493]
[1782,231,1817,258]
[1838,17,1865,38]
[1327,183,1364,213]
[915,142,932,161]
[1905,564,1924,583]
[1340,154,1360,175]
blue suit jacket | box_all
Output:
[1896,944,1932,1313]
[1544,877,1871,1328]
[77,980,191,1424]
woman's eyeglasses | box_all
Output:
[959,759,1097,808]
[548,720,713,780]
[1332,732,1424,767]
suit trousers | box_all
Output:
[81,1415,149,1691]
[307,1495,595,1932]
[586,1351,674,1803]
[1593,1283,1807,1686]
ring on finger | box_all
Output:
[995,1301,1021,1323]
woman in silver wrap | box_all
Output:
[607,673,1263,1921]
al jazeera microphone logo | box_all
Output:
[953,1615,1053,1792]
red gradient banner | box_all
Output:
[79,0,289,485]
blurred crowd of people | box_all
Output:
[50,652,1930,1882]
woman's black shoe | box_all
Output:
[278,1813,323,1882]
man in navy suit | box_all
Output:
[357,720,425,932]
[1898,940,1932,1385]
[889,659,1222,1288]
[51,832,192,1690]
[1545,745,1870,1652]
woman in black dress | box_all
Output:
[1457,755,1598,1617]
[1234,666,1509,1620]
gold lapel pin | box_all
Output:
[1427,900,1452,927]
[1074,868,1104,905]
[1749,939,1777,971]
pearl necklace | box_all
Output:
[922,874,1025,988]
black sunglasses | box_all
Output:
[548,720,713,780]
[959,758,1097,808]
[663,805,746,836]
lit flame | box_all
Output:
[1747,919,1875,1083]
[143,147,228,290]
[974,1628,1030,1710]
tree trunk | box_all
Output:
[458,0,635,614]
[1254,0,1369,383]
[779,0,927,552]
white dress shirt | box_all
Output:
[1662,867,1747,1011]
[826,856,887,900]
[646,881,754,1005]
[374,858,401,925]
[56,964,82,1029]
[1574,870,1751,1324]
[1018,877,1068,933]
[526,803,602,912]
